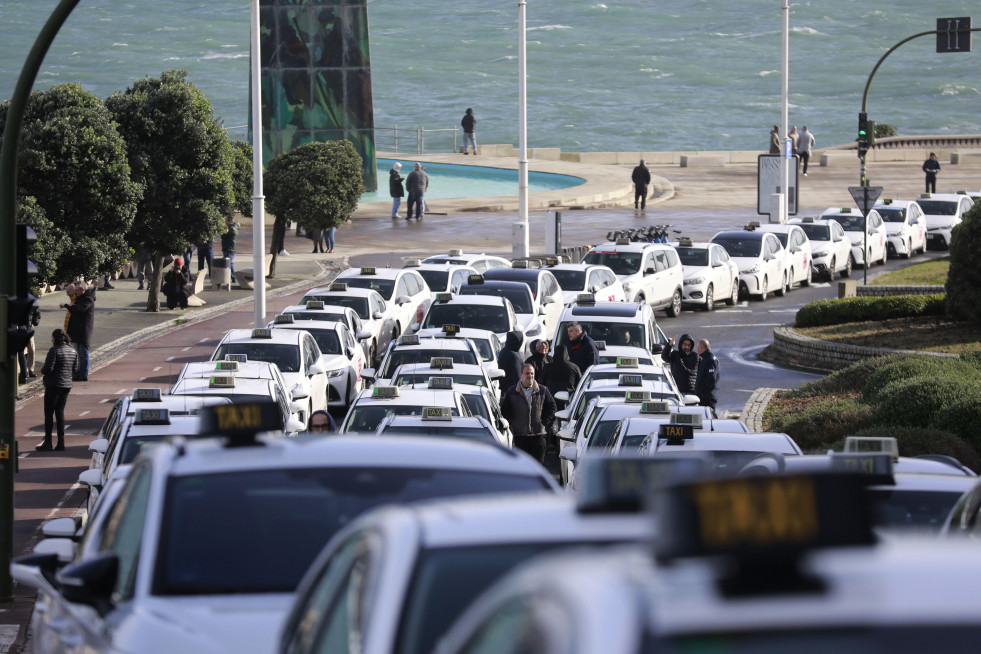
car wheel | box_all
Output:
[903,239,912,259]
[725,279,739,305]
[864,250,871,270]
[703,284,714,312]
[759,276,768,301]
[802,265,812,287]
[828,258,837,282]
[843,256,853,277]
[775,271,787,297]
[666,289,682,317]
[880,246,888,265]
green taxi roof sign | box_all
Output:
[404,259,421,267]
[640,400,672,414]
[360,267,376,275]
[209,375,236,389]
[435,292,454,303]
[616,357,639,368]
[214,361,240,372]
[618,374,643,387]
[371,385,400,399]
[624,390,651,403]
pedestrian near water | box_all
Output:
[788,125,799,155]
[539,344,581,410]
[136,247,154,290]
[63,281,95,382]
[325,225,336,253]
[661,333,698,395]
[694,338,720,414]
[389,162,405,219]
[499,364,556,464]
[524,338,552,379]
[565,322,599,374]
[221,217,239,284]
[405,162,428,220]
[36,329,78,452]
[769,124,781,154]
[631,159,651,209]
[461,108,477,155]
[923,152,941,194]
[798,126,815,176]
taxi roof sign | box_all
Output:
[274,314,295,324]
[435,292,454,303]
[360,267,376,275]
[616,357,639,368]
[209,375,237,388]
[371,385,400,399]
[844,436,899,461]
[640,400,672,414]
[624,390,652,403]
[669,412,703,429]
[467,274,484,285]
[576,293,596,305]
[829,453,895,484]
[199,401,284,447]
[802,216,815,223]
[398,334,421,346]
[305,300,325,310]
[511,260,529,268]
[214,361,240,372]
[544,257,560,266]
[428,376,454,390]
[422,406,452,421]
[577,454,711,514]
[677,237,694,247]
[225,354,248,363]
[430,356,454,369]
[658,423,694,443]
[132,388,162,402]
[616,237,630,245]
[448,248,464,256]
[744,221,761,231]
[134,408,170,425]
[328,282,348,292]
[618,374,643,387]
[442,324,461,336]
[404,259,421,267]
[595,340,607,350]
[251,328,273,339]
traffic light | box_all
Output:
[7,224,38,358]
[857,112,869,157]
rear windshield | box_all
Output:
[301,295,370,320]
[675,248,709,267]
[651,628,981,653]
[213,343,300,373]
[917,200,958,215]
[550,269,587,291]
[380,425,496,443]
[828,215,866,231]
[459,285,532,314]
[342,277,396,301]
[799,224,831,241]
[712,237,762,258]
[555,321,646,350]
[394,373,488,389]
[423,304,510,333]
[380,349,479,379]
[343,404,463,433]
[868,489,963,534]
[582,251,641,276]
[418,270,449,292]
[157,469,552,596]
[877,207,907,223]
[299,329,341,355]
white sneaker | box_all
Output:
[279,249,290,256]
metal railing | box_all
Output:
[374,126,459,155]
[824,134,981,151]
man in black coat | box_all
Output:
[661,333,699,395]
[496,330,525,394]
[63,281,96,382]
[695,338,721,414]
[499,364,556,463]
[539,344,581,409]
[565,322,599,375]
[631,158,651,209]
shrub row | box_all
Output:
[795,294,945,328]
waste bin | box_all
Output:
[212,257,232,290]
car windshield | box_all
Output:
[585,420,621,450]
[418,270,449,292]
[586,370,667,385]
[459,285,533,314]
[555,321,646,350]
[394,373,487,388]
[119,435,169,465]
[550,269,587,291]
[582,251,642,276]
[341,277,397,301]
[157,468,552,595]
[296,329,341,355]
[917,200,958,215]
[868,489,964,534]
[343,405,462,433]
[380,425,496,443]
[302,295,370,320]
[877,208,907,223]
[599,353,654,365]
[712,237,762,258]
[213,343,301,373]
[799,224,831,241]
[575,390,673,421]
[284,311,343,323]
[380,349,480,379]
[466,338,495,362]
[461,395,491,421]
[828,215,866,231]
[675,248,709,266]
[423,304,510,333]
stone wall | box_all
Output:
[856,285,945,297]
[769,325,956,370]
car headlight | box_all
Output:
[743,264,760,274]
[811,249,828,258]
[525,323,543,336]
[326,369,346,378]
[684,277,704,285]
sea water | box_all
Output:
[1,0,978,153]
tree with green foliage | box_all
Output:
[0,82,139,287]
[229,140,254,219]
[264,140,364,277]
[945,200,981,324]
[106,70,234,311]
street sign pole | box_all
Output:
[848,186,883,285]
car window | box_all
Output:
[396,278,411,300]
[471,260,487,273]
[582,251,642,276]
[653,251,668,273]
[344,277,396,301]
[98,460,153,600]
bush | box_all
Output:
[787,354,913,398]
[846,425,981,473]
[946,201,981,325]
[928,395,981,454]
[795,294,945,328]
[960,351,981,371]
[875,376,981,428]
[861,354,978,404]
[767,398,874,452]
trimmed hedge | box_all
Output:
[787,354,914,398]
[795,294,945,328]
[875,376,981,428]
[767,397,874,452]
[861,355,979,404]
[928,395,981,454]
[841,426,981,473]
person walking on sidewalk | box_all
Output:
[221,217,239,284]
[325,225,336,253]
[631,158,651,209]
[461,108,477,155]
[406,162,429,220]
[64,282,95,381]
[798,126,815,176]
[36,329,78,452]
[136,247,154,290]
[923,152,941,194]
[389,162,405,219]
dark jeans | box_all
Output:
[634,184,647,208]
[926,173,937,194]
[513,433,546,463]
[197,247,213,276]
[18,349,27,383]
[44,387,71,440]
[800,151,810,174]
[223,251,236,282]
[406,191,424,219]
[74,344,89,381]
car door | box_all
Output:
[709,245,730,297]
[304,334,329,411]
[538,272,564,338]
[791,228,810,283]
[343,325,367,384]
[868,213,886,260]
[909,205,926,250]
[764,235,783,283]
[831,222,851,269]
[406,271,432,330]
[651,250,674,305]
[392,276,415,332]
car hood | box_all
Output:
[514,313,539,333]
[682,265,711,280]
[116,594,293,654]
[729,256,765,272]
[883,224,907,236]
[924,214,961,228]
[321,353,350,370]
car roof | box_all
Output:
[433,295,510,307]
[790,217,836,226]
[564,302,646,318]
[712,230,768,241]
[219,328,307,346]
[404,262,475,273]
[482,268,549,281]
[650,432,801,454]
[757,223,802,234]
[302,287,380,299]
[618,415,748,435]
[281,304,350,316]
[171,376,280,396]
[122,394,232,415]
[349,387,468,406]
[274,319,345,334]
[587,241,673,253]
[122,414,203,437]
[336,267,405,281]
[416,327,497,340]
[381,415,494,429]
[178,360,280,379]
[385,338,477,352]
[393,362,487,375]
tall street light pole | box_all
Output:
[250,0,267,327]
[513,0,530,259]
[780,0,789,225]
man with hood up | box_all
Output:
[389,162,404,219]
[539,344,581,410]
[661,333,699,395]
[497,330,525,394]
[500,363,556,463]
[524,338,551,378]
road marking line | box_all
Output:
[138,377,147,382]
[115,388,128,395]
[165,356,174,362]
[99,398,112,403]
[698,323,782,328]
[79,411,89,417]
[198,338,210,343]
[0,625,19,651]
[181,347,192,352]
[153,366,162,372]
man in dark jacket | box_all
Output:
[461,108,477,155]
[221,218,240,284]
[405,162,429,220]
[566,322,599,374]
[499,364,556,463]
[631,158,651,209]
[695,338,721,414]
[389,162,404,219]
[539,344,581,409]
[661,333,699,395]
[63,281,96,381]
[497,330,525,394]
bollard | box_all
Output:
[838,280,857,298]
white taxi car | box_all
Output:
[211,327,330,424]
[543,260,626,304]
[416,293,519,349]
[874,198,927,258]
[391,360,503,399]
[457,277,550,353]
[582,239,684,317]
[402,259,477,299]
[415,325,502,366]
[375,410,503,446]
[821,206,888,268]
[277,301,367,342]
[421,248,512,273]
[339,385,473,433]
[672,238,740,311]
[758,222,813,288]
[298,284,399,367]
[364,332,487,387]
[711,224,790,301]
[917,192,975,250]
[551,297,668,359]
[334,266,432,337]
[790,216,853,281]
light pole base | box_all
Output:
[512,222,529,260]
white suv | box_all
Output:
[582,240,684,317]
[917,192,975,250]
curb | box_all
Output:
[741,387,786,433]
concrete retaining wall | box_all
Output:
[770,326,956,369]
[856,285,945,297]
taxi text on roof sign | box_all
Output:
[274,314,295,324]
[360,267,376,275]
[132,388,162,402]
[200,401,284,440]
[252,328,273,339]
[618,374,643,386]
[577,455,710,514]
[624,390,651,403]
[830,453,894,483]
[429,376,454,389]
[306,300,325,309]
[328,283,348,292]
[669,412,703,428]
[430,357,454,369]
[435,292,453,302]
[467,274,484,285]
[423,406,452,421]
[641,400,671,414]
[215,361,240,372]
[658,423,694,441]
[398,334,420,346]
[135,408,170,425]
[225,354,248,363]
[210,375,236,388]
[442,324,460,336]
[844,436,899,461]
[616,357,639,368]
[372,385,400,398]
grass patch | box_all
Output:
[871,257,949,286]
[175,318,190,325]
[796,315,981,354]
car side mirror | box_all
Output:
[289,400,304,414]
[644,267,655,276]
[308,360,327,376]
[554,391,570,403]
[291,385,310,400]
[356,330,372,342]
[538,306,547,316]
[285,416,307,434]
[683,394,700,406]
[555,409,571,422]
[88,438,109,455]
[372,311,384,320]
[410,322,420,332]
[651,343,665,354]
[33,538,77,566]
[559,446,578,463]
[361,368,376,382]
[489,368,505,380]
[396,295,411,306]
[57,554,119,618]
[78,468,104,491]
[10,552,62,592]
[42,517,82,541]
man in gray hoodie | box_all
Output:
[405,162,429,220]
